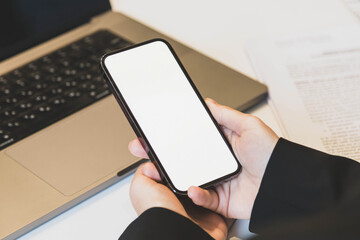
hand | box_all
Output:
[188,98,279,219]
[129,98,279,220]
[130,162,228,240]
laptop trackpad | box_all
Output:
[5,97,138,196]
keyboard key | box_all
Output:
[34,95,47,102]
[18,102,33,109]
[65,89,81,98]
[59,59,70,67]
[64,69,77,76]
[23,113,36,120]
[1,87,11,95]
[37,105,51,112]
[49,75,64,83]
[2,133,11,140]
[25,63,39,71]
[19,90,34,97]
[44,65,56,74]
[0,76,8,85]
[34,83,48,90]
[13,69,24,78]
[4,110,17,117]
[52,98,66,105]
[4,97,18,104]
[30,72,42,81]
[5,121,20,128]
[63,80,77,88]
[51,87,63,95]
[78,61,91,69]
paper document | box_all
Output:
[247,26,360,161]
[343,0,360,18]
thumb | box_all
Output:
[205,98,249,134]
[188,186,220,213]
[141,162,162,182]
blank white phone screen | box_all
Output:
[104,40,239,192]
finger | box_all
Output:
[221,126,234,142]
[205,98,250,134]
[131,163,159,189]
[188,186,220,213]
[128,138,149,159]
[130,164,154,197]
[132,163,155,185]
[205,97,217,105]
[141,162,162,182]
[131,163,189,218]
[131,163,161,203]
[130,163,162,215]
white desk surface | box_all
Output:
[19,0,359,239]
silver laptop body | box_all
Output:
[0,7,267,240]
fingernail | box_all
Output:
[141,163,151,177]
[208,98,217,103]
[206,98,217,105]
[187,187,194,198]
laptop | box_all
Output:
[0,0,267,239]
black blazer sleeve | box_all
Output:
[119,138,360,239]
[119,207,213,240]
[250,138,360,239]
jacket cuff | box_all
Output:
[249,138,348,233]
[119,207,213,240]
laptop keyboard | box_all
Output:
[0,30,132,150]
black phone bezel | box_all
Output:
[100,38,241,195]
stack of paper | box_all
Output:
[344,0,360,18]
[247,26,360,161]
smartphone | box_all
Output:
[100,39,240,194]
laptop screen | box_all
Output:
[0,0,111,62]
